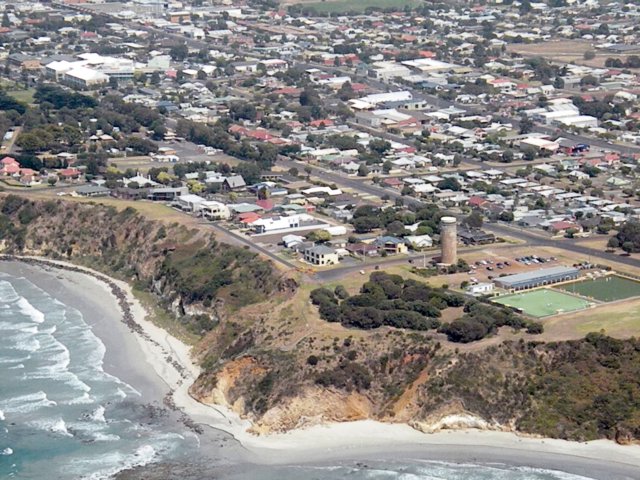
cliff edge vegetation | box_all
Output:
[1,194,640,445]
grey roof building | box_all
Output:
[494,266,579,291]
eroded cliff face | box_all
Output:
[3,195,640,445]
[0,195,281,333]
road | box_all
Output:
[488,223,640,268]
[206,221,298,270]
[49,3,640,277]
[278,156,638,272]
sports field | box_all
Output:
[493,289,592,318]
[558,275,640,302]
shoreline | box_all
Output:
[2,255,640,479]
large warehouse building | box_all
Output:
[494,266,579,291]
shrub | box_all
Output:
[334,285,349,299]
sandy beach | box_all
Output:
[2,257,640,479]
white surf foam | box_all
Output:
[92,433,120,442]
[78,444,157,480]
[0,409,4,421]
[28,417,73,437]
[89,405,106,423]
[64,392,94,405]
[1,447,12,456]
[0,391,57,414]
[16,297,45,324]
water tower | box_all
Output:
[439,216,458,265]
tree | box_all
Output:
[169,44,188,61]
[358,164,369,177]
[519,115,534,134]
[150,71,161,85]
[306,230,331,243]
[584,50,596,61]
[553,77,565,89]
[437,177,461,191]
[257,186,270,200]
[47,176,58,187]
[464,211,483,229]
[522,146,537,161]
[499,211,514,222]
[109,76,119,89]
[157,171,172,184]
[580,75,599,87]
[2,13,10,28]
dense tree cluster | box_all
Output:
[34,85,97,109]
[0,90,27,114]
[604,55,640,69]
[608,221,640,253]
[440,301,542,343]
[311,272,450,331]
[311,272,542,343]
[176,118,281,169]
[351,203,443,235]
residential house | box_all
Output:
[223,175,246,191]
[374,236,409,255]
[304,245,340,266]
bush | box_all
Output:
[310,287,336,305]
[526,322,544,334]
[334,285,349,299]
[441,318,489,343]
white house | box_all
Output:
[405,235,434,249]
[176,194,206,212]
[200,200,230,220]
[467,282,494,296]
[304,245,340,266]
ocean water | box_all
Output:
[0,271,609,480]
[0,274,199,480]
[231,462,598,480]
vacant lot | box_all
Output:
[296,0,422,13]
[507,40,633,69]
[493,289,592,318]
[558,275,640,302]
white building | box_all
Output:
[467,282,494,296]
[252,213,318,233]
[175,194,206,212]
[62,66,109,88]
[304,245,340,266]
[200,200,230,220]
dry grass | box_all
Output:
[508,39,640,70]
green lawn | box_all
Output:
[558,275,640,302]
[494,289,592,318]
[302,0,422,14]
[6,89,35,104]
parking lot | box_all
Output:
[464,254,561,286]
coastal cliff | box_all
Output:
[1,194,640,445]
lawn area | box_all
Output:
[493,289,593,318]
[301,0,422,14]
[6,88,36,104]
[558,275,640,302]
